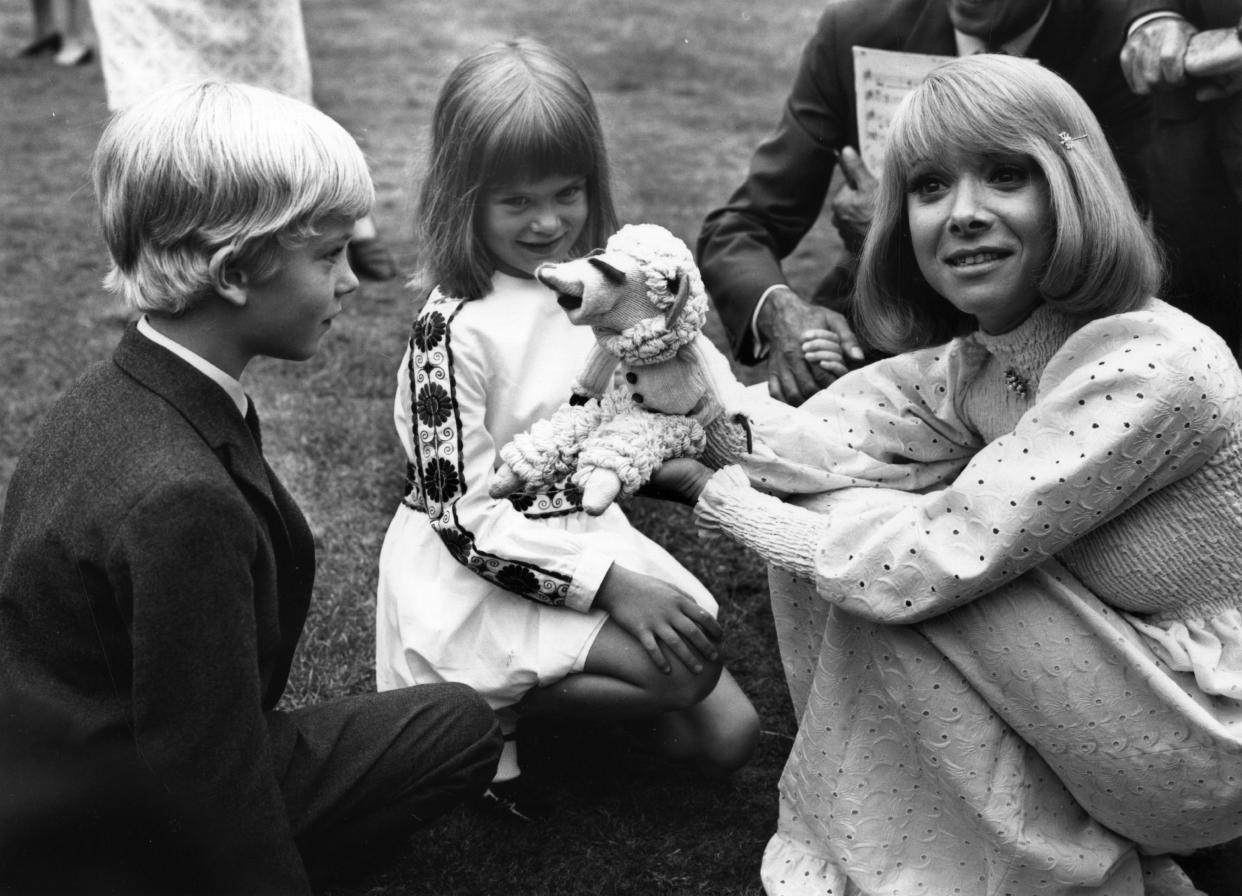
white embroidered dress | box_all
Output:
[696,300,1242,895]
[375,273,716,708]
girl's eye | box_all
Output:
[557,183,584,202]
[325,246,346,262]
[501,196,530,210]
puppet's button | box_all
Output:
[633,393,645,404]
[625,372,637,383]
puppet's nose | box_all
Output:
[535,264,583,310]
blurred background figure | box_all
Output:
[1122,1,1242,356]
[87,0,398,281]
[1122,0,1242,355]
[17,0,92,65]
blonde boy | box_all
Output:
[0,82,500,893]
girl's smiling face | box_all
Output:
[906,152,1053,334]
[479,173,588,278]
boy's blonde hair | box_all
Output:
[414,38,618,301]
[854,54,1163,353]
[93,81,374,314]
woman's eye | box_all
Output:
[908,174,946,197]
[991,164,1029,186]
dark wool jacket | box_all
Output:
[0,324,316,893]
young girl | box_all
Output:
[375,38,759,816]
[654,55,1242,895]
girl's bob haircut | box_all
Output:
[93,81,374,315]
[415,38,618,301]
[854,54,1162,354]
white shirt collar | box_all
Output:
[955,2,1051,57]
[137,315,249,417]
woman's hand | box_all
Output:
[644,457,715,506]
[593,564,722,674]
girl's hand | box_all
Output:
[645,457,714,506]
[594,564,722,674]
[800,328,847,378]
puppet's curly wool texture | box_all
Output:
[595,225,709,365]
[575,404,706,496]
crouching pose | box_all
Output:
[0,82,501,894]
[656,55,1242,895]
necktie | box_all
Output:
[244,399,263,449]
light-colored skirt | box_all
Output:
[375,502,717,710]
[760,557,1242,895]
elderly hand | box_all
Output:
[1184,27,1242,99]
[830,146,877,253]
[1120,15,1197,94]
[758,286,862,405]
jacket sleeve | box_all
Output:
[696,6,848,363]
[397,304,614,613]
[113,479,311,895]
[698,314,1234,624]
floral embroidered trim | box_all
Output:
[405,295,578,606]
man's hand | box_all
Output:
[757,286,862,406]
[1120,15,1197,94]
[1184,27,1242,99]
[830,146,877,253]
[593,564,722,675]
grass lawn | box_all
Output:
[0,2,845,893]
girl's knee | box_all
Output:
[700,699,761,776]
[657,656,723,711]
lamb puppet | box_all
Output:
[488,223,752,515]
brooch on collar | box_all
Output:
[1004,367,1030,398]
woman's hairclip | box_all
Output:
[1057,131,1087,150]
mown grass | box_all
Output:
[0,2,844,893]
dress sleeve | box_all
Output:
[699,314,1234,623]
[398,301,613,613]
[737,341,983,496]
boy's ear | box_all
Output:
[209,246,250,307]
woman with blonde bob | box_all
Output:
[655,55,1242,894]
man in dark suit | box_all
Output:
[1121,0,1242,356]
[0,81,501,895]
[697,0,1174,405]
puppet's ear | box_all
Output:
[588,255,627,285]
[664,273,691,328]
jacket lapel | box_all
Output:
[111,325,294,558]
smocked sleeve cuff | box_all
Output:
[694,465,829,579]
[565,550,614,613]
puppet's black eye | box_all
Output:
[666,275,682,294]
[587,256,626,284]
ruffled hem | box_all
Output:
[1126,607,1242,700]
[760,833,854,896]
